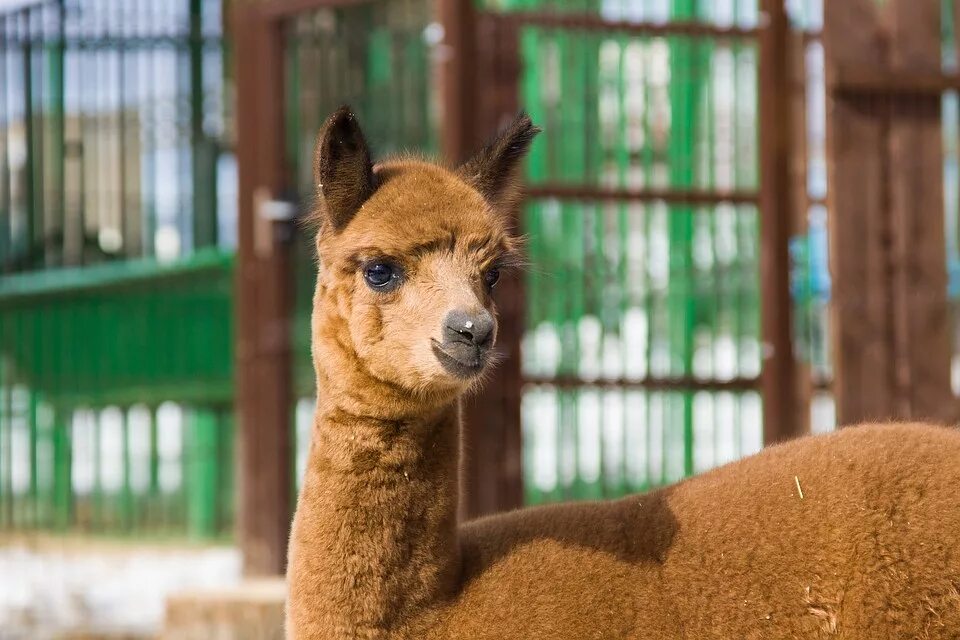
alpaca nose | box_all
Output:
[443,309,494,348]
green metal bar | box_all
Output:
[93,409,102,531]
[610,37,629,497]
[667,0,708,480]
[186,406,218,539]
[148,404,160,529]
[52,404,71,531]
[216,407,234,537]
[0,359,9,527]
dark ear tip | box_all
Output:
[321,105,366,150]
[330,104,355,122]
[514,111,542,135]
[511,111,542,145]
[324,105,360,132]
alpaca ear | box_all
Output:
[458,112,541,211]
[313,106,376,232]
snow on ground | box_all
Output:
[0,538,241,639]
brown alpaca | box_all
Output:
[286,106,960,640]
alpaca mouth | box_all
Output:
[431,340,487,379]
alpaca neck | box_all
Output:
[288,323,462,636]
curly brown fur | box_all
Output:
[286,108,960,640]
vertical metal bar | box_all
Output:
[186,407,217,539]
[148,403,159,528]
[28,388,37,527]
[121,406,132,532]
[758,0,803,443]
[50,0,66,265]
[52,404,71,531]
[93,408,102,530]
[0,358,6,527]
[190,0,214,249]
[667,0,702,478]
[641,32,655,489]
[234,3,293,576]
[114,13,127,260]
[615,36,629,497]
[0,15,9,269]
[22,9,36,268]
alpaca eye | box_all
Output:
[484,268,501,289]
[364,262,400,290]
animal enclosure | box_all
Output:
[3,0,960,578]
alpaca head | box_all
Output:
[311,106,540,400]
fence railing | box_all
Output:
[0,0,233,274]
[0,250,235,536]
[0,0,235,539]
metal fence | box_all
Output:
[0,0,235,537]
[507,6,766,502]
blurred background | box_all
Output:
[1,0,959,637]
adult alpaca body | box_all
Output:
[286,107,960,639]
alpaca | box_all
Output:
[286,106,960,640]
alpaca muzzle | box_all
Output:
[432,308,495,378]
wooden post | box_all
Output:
[437,4,525,520]
[824,0,889,424]
[233,4,293,576]
[436,0,479,167]
[824,0,953,424]
[758,0,805,443]
[885,0,953,421]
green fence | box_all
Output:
[481,0,767,502]
[0,250,235,536]
[0,0,235,538]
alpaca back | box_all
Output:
[420,423,960,639]
[661,422,960,639]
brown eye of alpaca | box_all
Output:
[363,261,402,291]
[484,268,501,289]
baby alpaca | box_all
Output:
[286,106,960,639]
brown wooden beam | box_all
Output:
[824,0,890,425]
[523,376,760,393]
[232,4,293,577]
[830,68,960,96]
[256,0,373,22]
[885,0,953,421]
[495,11,758,39]
[758,0,805,444]
[525,184,758,206]
[824,0,956,425]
